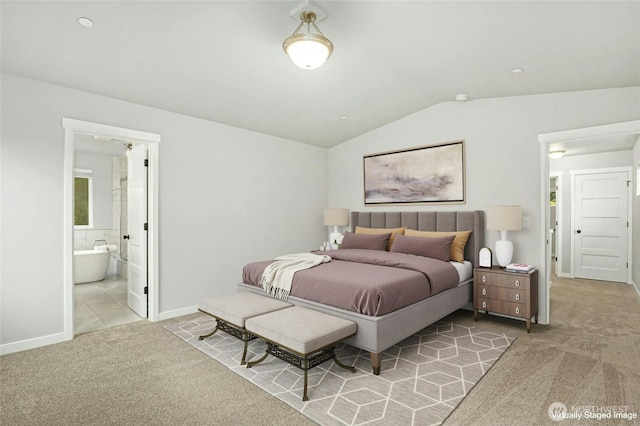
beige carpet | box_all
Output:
[0,316,312,426]
[166,317,515,425]
[2,274,638,425]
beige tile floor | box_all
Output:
[74,274,143,335]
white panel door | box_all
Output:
[127,145,148,318]
[574,171,628,283]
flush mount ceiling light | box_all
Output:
[77,17,94,28]
[549,150,566,159]
[283,11,333,70]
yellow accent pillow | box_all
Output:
[404,229,472,263]
[355,226,405,251]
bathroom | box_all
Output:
[73,136,142,334]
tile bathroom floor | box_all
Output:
[74,274,143,335]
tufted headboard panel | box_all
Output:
[350,211,485,268]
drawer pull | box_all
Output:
[515,293,520,301]
[515,279,520,287]
[482,301,487,309]
[482,288,487,296]
[515,307,520,315]
[482,275,487,283]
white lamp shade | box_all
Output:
[323,208,349,226]
[284,35,332,69]
[487,205,522,231]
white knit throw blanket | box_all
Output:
[260,253,331,300]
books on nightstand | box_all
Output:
[505,263,535,274]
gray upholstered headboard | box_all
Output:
[351,211,485,268]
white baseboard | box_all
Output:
[556,272,573,279]
[158,305,198,321]
[2,305,199,355]
[0,331,68,356]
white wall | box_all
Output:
[0,73,328,350]
[550,150,633,276]
[75,151,113,230]
[328,87,640,325]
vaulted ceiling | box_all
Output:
[2,1,639,148]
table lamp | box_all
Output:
[487,205,522,267]
[323,208,349,247]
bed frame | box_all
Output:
[238,210,485,374]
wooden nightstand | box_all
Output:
[473,266,539,332]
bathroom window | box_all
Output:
[74,169,93,228]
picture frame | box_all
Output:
[363,140,465,205]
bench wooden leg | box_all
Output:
[371,352,382,375]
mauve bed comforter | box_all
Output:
[241,249,459,317]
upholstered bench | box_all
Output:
[245,306,357,401]
[198,292,292,365]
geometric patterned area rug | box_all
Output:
[165,316,515,426]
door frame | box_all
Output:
[570,166,632,283]
[62,118,161,340]
[549,172,563,278]
[539,120,640,326]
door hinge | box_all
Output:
[144,159,148,167]
[144,286,148,295]
[144,223,148,231]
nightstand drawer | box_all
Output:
[477,298,527,318]
[477,286,526,303]
[476,271,529,289]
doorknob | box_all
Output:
[576,230,582,234]
[123,235,130,240]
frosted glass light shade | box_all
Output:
[284,35,332,69]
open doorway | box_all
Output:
[73,134,140,334]
[539,120,640,325]
[62,119,160,341]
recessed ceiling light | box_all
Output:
[78,17,94,28]
[340,115,348,120]
[511,67,524,74]
[455,94,468,102]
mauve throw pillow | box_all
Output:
[339,232,391,251]
[390,234,455,262]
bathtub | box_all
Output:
[74,250,111,284]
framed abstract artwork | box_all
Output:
[363,140,465,205]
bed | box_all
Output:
[238,210,485,374]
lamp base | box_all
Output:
[495,240,513,267]
[329,231,343,247]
